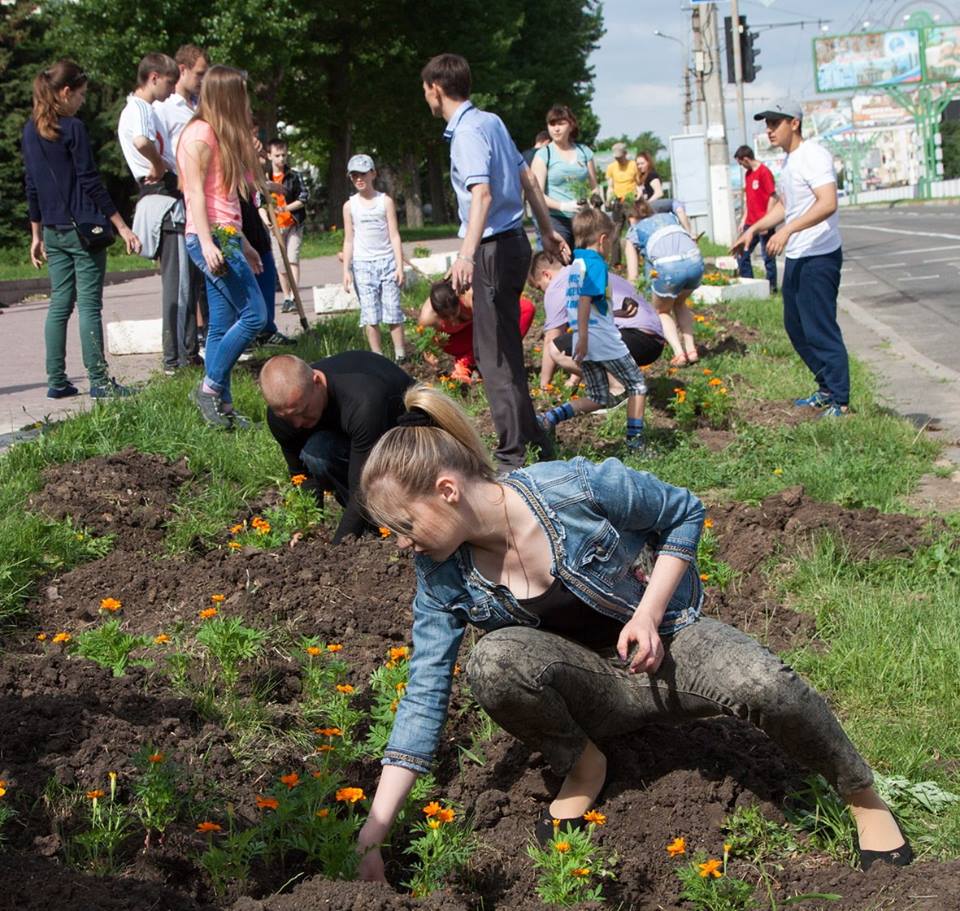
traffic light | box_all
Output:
[724,16,761,84]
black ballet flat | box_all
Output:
[535,806,588,848]
[856,822,913,872]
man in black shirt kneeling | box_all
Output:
[260,352,413,543]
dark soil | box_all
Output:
[5,440,959,911]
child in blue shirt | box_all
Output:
[537,207,650,452]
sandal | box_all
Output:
[669,353,689,367]
[684,349,700,364]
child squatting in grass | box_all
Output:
[353,384,912,880]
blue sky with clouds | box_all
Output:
[589,0,954,145]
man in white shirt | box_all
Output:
[119,52,197,374]
[153,44,208,156]
[732,99,849,417]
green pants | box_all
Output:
[43,226,109,389]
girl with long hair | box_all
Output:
[530,104,599,249]
[22,59,141,399]
[635,150,664,202]
[353,385,911,879]
[177,64,267,429]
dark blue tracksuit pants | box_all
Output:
[782,247,849,406]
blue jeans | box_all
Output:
[782,247,848,406]
[256,248,279,335]
[299,431,351,506]
[648,252,704,299]
[737,224,778,290]
[185,234,267,403]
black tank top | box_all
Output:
[517,577,624,649]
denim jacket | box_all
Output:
[383,457,706,774]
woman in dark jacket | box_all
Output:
[22,60,140,399]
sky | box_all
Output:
[589,0,958,147]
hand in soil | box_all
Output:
[357,845,386,883]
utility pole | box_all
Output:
[730,0,747,146]
[691,6,706,127]
[702,2,737,245]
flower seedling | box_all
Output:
[74,772,132,875]
[527,812,617,905]
[674,843,755,911]
[132,745,182,849]
[403,801,478,897]
[195,616,267,689]
[72,620,150,677]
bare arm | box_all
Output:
[731,198,785,254]
[181,139,222,274]
[341,201,354,292]
[587,158,599,192]
[133,135,167,181]
[574,294,591,363]
[384,195,405,285]
[449,182,492,293]
[356,765,419,882]
[418,296,441,328]
[647,177,664,202]
[519,166,571,263]
[764,183,837,257]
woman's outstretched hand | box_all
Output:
[617,611,664,674]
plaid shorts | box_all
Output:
[580,354,647,407]
[353,255,402,326]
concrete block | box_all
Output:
[107,318,163,355]
[313,284,360,314]
[713,255,740,272]
[692,277,770,305]
[409,252,456,276]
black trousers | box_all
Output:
[472,231,551,468]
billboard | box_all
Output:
[852,93,914,128]
[814,30,922,91]
[924,25,960,82]
[803,98,854,138]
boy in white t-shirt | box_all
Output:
[732,98,849,417]
[536,207,650,452]
[341,154,406,362]
[117,53,178,186]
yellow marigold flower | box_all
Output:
[667,836,686,856]
[390,698,399,712]
[703,518,714,529]
[723,843,732,854]
[423,801,441,817]
[699,858,723,878]
[100,597,122,612]
[719,387,728,395]
[154,633,170,644]
[280,772,300,789]
[197,821,222,833]
[327,643,343,652]
[773,467,783,476]
[395,681,407,694]
[572,868,591,877]
[335,786,365,803]
[708,377,723,386]
[316,808,330,818]
[649,270,659,278]
[86,789,105,800]
[36,632,47,642]
[554,841,571,853]
[199,607,218,619]
[52,632,71,644]
[583,810,606,825]
[148,752,165,764]
[437,807,455,824]
[306,646,322,656]
[256,796,279,810]
[210,593,225,603]
[291,474,307,486]
[0,787,6,798]
[228,541,242,550]
[314,727,342,737]
[552,818,560,829]
[388,646,409,662]
[378,526,391,538]
[316,744,335,753]
[428,819,441,829]
[336,684,354,694]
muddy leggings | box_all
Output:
[465,617,873,797]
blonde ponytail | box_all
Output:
[361,385,495,529]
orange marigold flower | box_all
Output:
[700,573,710,582]
[148,752,165,764]
[378,526,391,538]
[437,807,455,824]
[306,646,322,656]
[666,836,686,856]
[708,377,723,387]
[314,727,342,737]
[199,607,218,619]
[154,633,170,644]
[335,786,365,803]
[256,796,279,811]
[100,597,122,612]
[291,474,307,487]
[336,684,354,694]
[703,518,714,529]
[228,541,242,550]
[36,632,47,642]
[316,744,335,753]
[210,593,225,603]
[316,808,330,818]
[197,821,222,833]
[388,646,409,661]
[280,772,300,789]
[583,810,606,825]
[327,643,343,652]
[0,786,6,798]
[699,858,723,878]
[390,698,399,713]
[702,368,712,375]
[554,841,571,853]
[52,632,71,644]
[86,789,104,800]
[229,523,244,535]
[395,681,407,694]
[572,868,591,877]
[453,663,462,676]
[423,801,441,818]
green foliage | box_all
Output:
[73,774,132,875]
[196,617,267,687]
[696,529,735,591]
[724,804,799,865]
[0,784,17,847]
[198,813,264,897]
[131,746,182,839]
[403,803,478,897]
[527,819,617,905]
[72,619,150,676]
[675,849,754,911]
[784,776,857,865]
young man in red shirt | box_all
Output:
[734,145,778,293]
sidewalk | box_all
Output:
[0,237,460,443]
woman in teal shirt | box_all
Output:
[530,104,599,248]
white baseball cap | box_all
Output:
[347,153,375,174]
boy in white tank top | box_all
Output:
[341,154,407,361]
